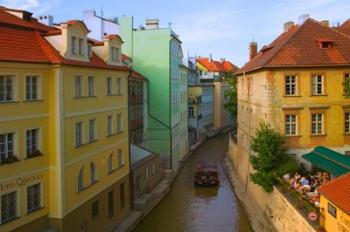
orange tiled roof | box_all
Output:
[197,58,237,73]
[104,34,123,42]
[337,19,350,37]
[318,173,350,215]
[238,19,350,74]
[0,8,128,71]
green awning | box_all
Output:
[302,146,350,177]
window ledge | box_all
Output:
[309,94,328,97]
[0,157,20,165]
[26,206,44,215]
[284,135,302,138]
[310,134,327,137]
[25,152,43,160]
[75,139,98,148]
[0,101,19,104]
[344,133,350,136]
[283,95,301,97]
[108,165,125,175]
[23,99,43,103]
[106,94,123,96]
[73,96,98,99]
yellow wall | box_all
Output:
[320,195,350,232]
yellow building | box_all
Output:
[0,7,130,232]
[230,17,350,214]
[319,173,350,232]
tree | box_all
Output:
[343,77,350,98]
[250,123,298,192]
[224,72,238,118]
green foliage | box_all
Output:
[224,72,238,117]
[250,123,298,192]
[343,78,350,98]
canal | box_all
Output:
[134,133,252,232]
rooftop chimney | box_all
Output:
[145,19,159,29]
[298,14,310,25]
[249,42,257,61]
[320,20,329,27]
[284,21,294,32]
[39,15,54,27]
[220,58,226,63]
[209,54,213,62]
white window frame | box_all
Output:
[106,77,112,95]
[311,113,324,134]
[111,47,120,62]
[78,38,84,56]
[26,128,41,158]
[0,190,18,224]
[75,122,83,147]
[74,75,82,97]
[285,75,297,96]
[312,74,324,95]
[88,76,95,97]
[90,162,97,184]
[345,112,350,133]
[0,75,15,102]
[117,113,123,133]
[88,119,96,142]
[117,149,123,167]
[71,36,77,55]
[77,167,84,192]
[116,78,122,95]
[285,114,297,135]
[0,132,15,164]
[25,75,39,100]
[27,183,42,213]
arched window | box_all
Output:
[117,149,123,167]
[108,153,113,174]
[77,167,84,192]
[90,162,97,184]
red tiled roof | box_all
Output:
[337,19,350,37]
[318,173,350,215]
[197,58,237,73]
[63,19,90,32]
[129,71,146,80]
[238,19,350,74]
[104,34,123,42]
[0,8,129,71]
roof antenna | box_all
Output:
[100,4,104,19]
[168,22,173,29]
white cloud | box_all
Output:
[0,0,60,15]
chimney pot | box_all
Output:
[284,21,294,32]
[249,42,257,61]
[321,20,329,27]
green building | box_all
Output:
[120,17,188,170]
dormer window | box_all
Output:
[71,36,77,55]
[78,38,84,56]
[111,47,120,62]
[317,39,333,48]
[88,44,93,58]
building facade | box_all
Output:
[179,64,189,160]
[83,10,119,41]
[0,8,130,232]
[120,17,188,171]
[319,173,350,232]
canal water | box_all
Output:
[134,133,252,232]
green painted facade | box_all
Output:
[120,17,187,170]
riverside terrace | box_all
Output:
[278,146,350,230]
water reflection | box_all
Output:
[134,133,252,232]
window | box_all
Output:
[328,203,337,218]
[88,44,93,58]
[0,75,14,102]
[152,163,156,175]
[116,78,122,94]
[107,153,113,174]
[285,115,297,135]
[89,119,96,142]
[78,38,84,56]
[312,74,324,95]
[90,162,97,184]
[88,76,95,96]
[111,47,120,62]
[311,113,324,134]
[117,150,123,167]
[108,191,114,218]
[117,113,122,132]
[344,74,350,94]
[107,115,113,136]
[77,167,84,192]
[26,129,40,158]
[75,122,83,147]
[145,168,149,180]
[75,76,82,97]
[1,191,17,224]
[188,106,194,117]
[345,112,350,133]
[27,183,41,213]
[285,75,296,96]
[120,183,125,208]
[71,36,77,55]
[91,201,99,218]
[0,133,15,165]
[26,76,38,100]
[106,77,112,95]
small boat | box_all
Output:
[193,160,219,187]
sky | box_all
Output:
[1,0,350,66]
